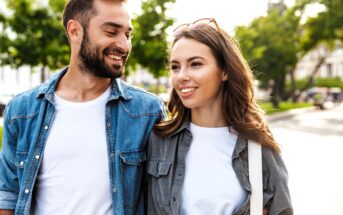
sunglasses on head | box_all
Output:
[172,18,222,36]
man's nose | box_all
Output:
[116,34,131,53]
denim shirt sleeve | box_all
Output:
[0,103,19,210]
[263,147,293,215]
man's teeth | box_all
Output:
[108,54,122,60]
[180,88,195,93]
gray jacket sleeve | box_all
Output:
[262,147,293,215]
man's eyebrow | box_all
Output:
[101,22,133,32]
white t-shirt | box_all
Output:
[32,87,112,215]
[180,123,247,215]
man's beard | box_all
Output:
[79,31,128,79]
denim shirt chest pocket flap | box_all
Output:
[147,160,173,205]
[120,149,146,165]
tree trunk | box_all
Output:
[29,66,33,87]
[0,65,4,83]
[40,65,46,83]
[270,75,286,108]
[292,52,329,101]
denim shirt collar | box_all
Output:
[34,66,132,102]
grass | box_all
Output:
[259,102,312,115]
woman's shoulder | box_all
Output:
[261,146,289,190]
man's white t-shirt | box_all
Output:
[32,87,112,215]
[180,123,247,215]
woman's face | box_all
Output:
[170,37,227,111]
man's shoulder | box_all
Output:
[8,85,43,106]
[119,80,162,103]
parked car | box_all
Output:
[307,87,343,110]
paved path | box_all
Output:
[270,104,343,215]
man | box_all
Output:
[0,0,165,214]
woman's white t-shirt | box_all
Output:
[180,123,247,215]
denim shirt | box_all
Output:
[147,122,293,215]
[0,67,165,215]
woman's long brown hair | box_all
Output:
[154,25,280,152]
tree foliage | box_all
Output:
[2,0,69,82]
[235,2,302,107]
[127,0,175,78]
[1,0,176,82]
[235,0,343,107]
[301,0,343,50]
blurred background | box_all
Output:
[0,0,342,214]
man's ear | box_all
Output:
[67,20,83,41]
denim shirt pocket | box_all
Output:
[119,149,146,208]
[147,160,173,205]
[15,151,28,183]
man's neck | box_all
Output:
[55,65,111,102]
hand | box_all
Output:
[0,210,15,215]
[263,208,268,215]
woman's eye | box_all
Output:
[191,61,202,67]
[171,65,180,72]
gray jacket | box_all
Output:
[146,122,293,215]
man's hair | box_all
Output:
[62,0,127,34]
[63,0,96,33]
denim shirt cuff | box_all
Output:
[0,190,18,210]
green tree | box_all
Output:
[128,0,175,80]
[4,0,69,82]
[291,0,343,100]
[235,2,302,107]
[0,12,12,68]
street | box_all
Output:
[270,104,343,215]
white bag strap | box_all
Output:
[248,140,263,215]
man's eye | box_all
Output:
[126,33,133,40]
[106,31,117,36]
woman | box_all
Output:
[146,18,293,215]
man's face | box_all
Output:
[78,0,133,78]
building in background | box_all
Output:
[294,46,343,80]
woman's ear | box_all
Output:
[221,71,228,81]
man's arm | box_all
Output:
[0,209,15,215]
[0,104,19,211]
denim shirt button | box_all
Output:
[19,161,24,166]
[113,187,118,192]
[106,123,111,128]
[44,125,49,130]
[24,189,29,194]
[35,155,40,160]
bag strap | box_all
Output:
[248,140,263,215]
